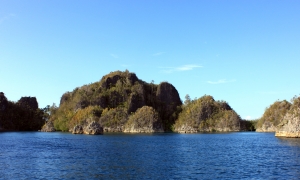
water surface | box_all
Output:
[0,132,299,179]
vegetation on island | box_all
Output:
[174,95,243,132]
[256,100,291,132]
[1,70,258,133]
[47,70,182,132]
[0,92,46,131]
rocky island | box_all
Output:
[41,70,255,135]
[5,70,297,136]
[42,70,182,134]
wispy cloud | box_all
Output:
[207,79,236,84]
[110,54,119,59]
[0,13,16,24]
[152,52,166,56]
[160,64,202,73]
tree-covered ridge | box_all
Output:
[0,92,45,131]
[174,95,242,133]
[256,100,291,132]
[49,70,182,132]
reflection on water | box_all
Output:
[277,137,300,146]
[0,132,300,179]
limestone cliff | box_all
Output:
[41,121,56,132]
[275,97,300,138]
[256,100,291,132]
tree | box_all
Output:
[184,94,191,105]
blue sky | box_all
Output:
[1,0,300,120]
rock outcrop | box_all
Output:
[156,82,182,131]
[72,121,103,135]
[275,101,300,138]
[174,95,241,133]
[124,106,164,133]
[256,122,277,132]
[17,97,38,110]
[256,100,291,132]
[72,125,83,134]
[83,121,103,135]
[41,121,56,132]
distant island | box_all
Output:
[1,70,299,137]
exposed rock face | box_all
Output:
[0,92,8,111]
[41,121,56,132]
[60,92,71,106]
[128,91,146,113]
[17,97,38,110]
[275,108,300,138]
[256,122,277,132]
[72,121,103,135]
[124,106,164,133]
[72,125,83,134]
[176,125,198,133]
[156,82,182,131]
[83,121,103,135]
[256,100,291,132]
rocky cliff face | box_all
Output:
[156,82,182,131]
[275,109,300,138]
[17,97,38,110]
[256,122,277,132]
[256,100,291,132]
[52,70,182,133]
[41,121,56,132]
[275,97,300,138]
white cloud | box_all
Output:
[207,79,236,84]
[245,116,252,120]
[153,52,166,56]
[110,54,119,59]
[160,64,202,73]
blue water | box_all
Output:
[0,132,300,179]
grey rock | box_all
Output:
[83,121,103,135]
[41,121,56,132]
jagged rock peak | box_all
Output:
[100,70,139,89]
[17,97,38,110]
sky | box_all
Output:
[1,0,300,120]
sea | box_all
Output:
[0,132,299,179]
